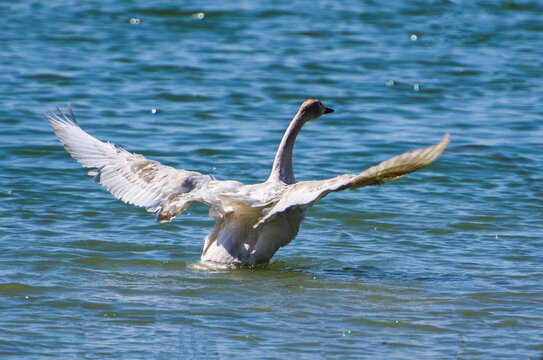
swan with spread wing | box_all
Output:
[46,99,448,266]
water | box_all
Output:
[1,0,542,358]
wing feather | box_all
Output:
[45,106,212,222]
[255,134,449,228]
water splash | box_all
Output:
[191,12,205,20]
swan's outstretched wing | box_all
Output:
[255,134,449,228]
[45,106,213,222]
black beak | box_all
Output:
[324,107,334,114]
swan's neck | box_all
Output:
[267,112,306,184]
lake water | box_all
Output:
[1,0,542,358]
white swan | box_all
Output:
[45,99,448,266]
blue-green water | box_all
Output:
[1,0,542,358]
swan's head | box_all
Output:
[298,99,334,121]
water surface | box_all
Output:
[1,0,542,358]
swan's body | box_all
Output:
[46,99,448,266]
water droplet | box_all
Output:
[130,18,140,25]
[414,84,420,91]
[25,296,29,299]
[386,80,394,87]
[151,108,157,114]
[410,34,418,41]
[495,234,499,239]
[191,12,205,20]
[212,166,217,171]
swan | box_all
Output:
[45,99,448,266]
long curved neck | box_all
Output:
[267,111,307,184]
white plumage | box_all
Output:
[45,100,448,266]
